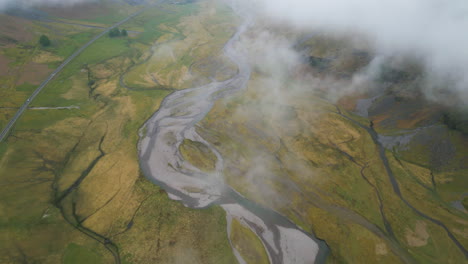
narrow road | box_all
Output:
[0,8,146,143]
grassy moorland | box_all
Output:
[0,0,158,131]
[1,1,466,263]
[0,18,99,130]
[121,2,238,90]
[0,0,148,130]
[179,139,217,172]
[192,33,468,263]
[40,0,142,26]
[0,1,240,263]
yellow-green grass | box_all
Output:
[0,1,146,114]
[230,219,269,264]
[394,126,468,201]
[122,3,199,45]
[122,0,237,90]
[115,177,236,264]
[194,45,468,263]
[463,198,468,210]
[386,153,467,262]
[199,103,409,262]
[63,243,104,264]
[179,139,217,172]
[47,30,101,59]
[0,19,103,131]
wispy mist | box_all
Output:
[250,0,468,103]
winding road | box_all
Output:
[0,8,146,143]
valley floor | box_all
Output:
[0,0,466,263]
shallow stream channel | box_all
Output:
[137,5,329,264]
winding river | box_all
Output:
[138,5,328,264]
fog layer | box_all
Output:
[255,0,468,103]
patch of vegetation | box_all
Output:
[109,28,121,38]
[179,139,217,172]
[230,219,269,264]
[15,82,36,92]
[0,22,101,130]
[109,28,128,38]
[442,110,468,135]
[76,37,131,65]
[115,178,237,264]
[378,66,413,83]
[63,243,104,264]
[462,197,468,210]
[308,56,331,71]
[128,4,194,45]
[51,31,99,58]
[122,1,236,90]
[39,35,51,47]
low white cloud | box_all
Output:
[251,0,468,103]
